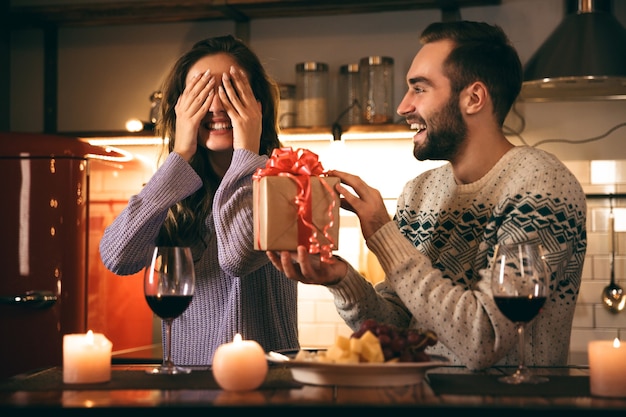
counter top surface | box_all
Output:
[1,363,624,415]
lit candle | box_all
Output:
[212,333,268,391]
[63,330,113,384]
[588,338,626,398]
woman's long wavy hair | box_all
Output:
[154,34,281,247]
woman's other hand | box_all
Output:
[174,69,216,161]
[219,65,262,154]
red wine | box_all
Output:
[145,295,192,319]
[494,296,546,323]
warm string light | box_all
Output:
[125,118,145,132]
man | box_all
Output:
[267,21,586,371]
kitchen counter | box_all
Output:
[1,363,625,415]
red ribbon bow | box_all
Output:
[253,147,336,263]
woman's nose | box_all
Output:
[209,91,225,113]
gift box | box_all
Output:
[252,148,340,261]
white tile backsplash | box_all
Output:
[572,304,594,328]
[595,306,626,328]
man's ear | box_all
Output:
[461,81,488,115]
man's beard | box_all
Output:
[413,95,467,161]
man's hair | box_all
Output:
[420,21,522,125]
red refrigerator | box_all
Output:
[0,132,127,378]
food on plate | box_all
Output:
[296,330,384,364]
[294,319,438,364]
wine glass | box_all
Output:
[490,242,549,384]
[144,246,195,375]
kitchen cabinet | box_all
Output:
[5,0,500,134]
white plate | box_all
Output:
[269,354,450,387]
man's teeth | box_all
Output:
[410,123,426,133]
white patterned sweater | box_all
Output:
[327,146,587,370]
[99,149,299,365]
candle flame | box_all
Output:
[614,337,621,348]
[86,330,94,345]
[233,333,242,343]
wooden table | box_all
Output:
[1,363,625,415]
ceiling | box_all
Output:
[8,0,502,29]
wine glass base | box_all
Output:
[145,365,193,375]
[498,373,549,384]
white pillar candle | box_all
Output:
[63,330,113,384]
[588,338,626,398]
[212,333,268,391]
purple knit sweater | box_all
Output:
[99,149,299,365]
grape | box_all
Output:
[399,349,414,362]
[378,334,391,346]
[360,319,378,332]
[407,331,421,346]
[352,328,365,339]
[382,347,394,360]
[376,323,390,336]
[390,336,406,353]
[351,319,438,363]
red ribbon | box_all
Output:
[253,147,336,263]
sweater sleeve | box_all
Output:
[212,149,274,277]
[369,222,505,370]
[326,222,505,370]
[99,152,203,275]
[326,254,413,328]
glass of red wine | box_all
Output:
[144,246,195,375]
[491,242,549,384]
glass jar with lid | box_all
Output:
[277,83,296,129]
[338,63,361,125]
[295,62,329,127]
[359,56,394,124]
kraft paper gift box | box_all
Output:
[253,175,340,252]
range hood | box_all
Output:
[520,0,626,101]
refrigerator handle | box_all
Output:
[0,290,58,309]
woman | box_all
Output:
[99,35,299,365]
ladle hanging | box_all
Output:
[601,197,625,313]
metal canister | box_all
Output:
[295,62,329,127]
[359,56,394,124]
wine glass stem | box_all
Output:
[516,323,526,375]
[163,318,174,370]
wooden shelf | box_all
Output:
[8,0,501,29]
[62,123,413,141]
[283,122,411,134]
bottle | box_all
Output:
[359,56,394,124]
[277,84,296,129]
[338,64,361,125]
[295,62,329,127]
